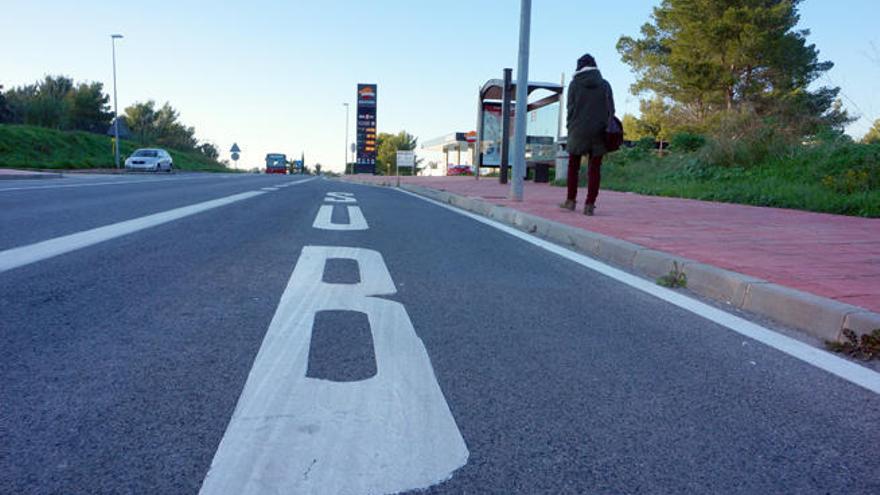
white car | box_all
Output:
[125,148,174,172]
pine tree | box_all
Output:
[863,119,880,144]
[617,0,848,132]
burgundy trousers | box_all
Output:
[566,154,603,205]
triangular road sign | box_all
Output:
[230,143,241,153]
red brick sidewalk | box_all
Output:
[345,175,880,313]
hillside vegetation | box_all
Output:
[591,135,880,218]
[0,124,229,172]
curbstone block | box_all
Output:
[741,283,860,341]
[490,206,514,224]
[842,311,880,338]
[543,222,580,247]
[569,230,602,256]
[471,201,494,216]
[595,237,643,268]
[681,262,763,307]
[511,211,538,233]
[632,249,690,280]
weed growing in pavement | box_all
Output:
[656,262,688,288]
[826,328,880,360]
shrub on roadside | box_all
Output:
[670,132,706,152]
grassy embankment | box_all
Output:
[557,137,880,218]
[0,124,230,172]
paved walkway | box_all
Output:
[344,175,880,313]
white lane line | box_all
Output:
[200,246,468,495]
[312,204,368,230]
[0,190,265,273]
[0,174,215,192]
[399,188,880,395]
[261,187,279,191]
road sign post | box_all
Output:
[230,143,241,169]
[396,150,415,187]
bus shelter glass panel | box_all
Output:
[526,101,559,162]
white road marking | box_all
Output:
[399,188,880,395]
[0,190,265,273]
[261,187,279,191]
[324,191,357,203]
[201,246,468,495]
[312,204,368,230]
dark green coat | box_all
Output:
[566,69,615,157]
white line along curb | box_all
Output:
[397,188,880,395]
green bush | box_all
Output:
[635,136,656,150]
[560,135,880,217]
[670,132,706,152]
[696,111,799,168]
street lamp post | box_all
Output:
[111,34,124,169]
[343,103,350,174]
[511,0,531,201]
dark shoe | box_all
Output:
[583,203,596,216]
[559,199,576,211]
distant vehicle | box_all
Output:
[125,148,173,172]
[447,165,473,176]
[265,153,288,174]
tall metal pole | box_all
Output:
[500,68,513,185]
[510,0,531,201]
[111,34,123,169]
[343,103,350,174]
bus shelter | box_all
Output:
[476,70,563,183]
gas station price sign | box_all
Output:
[356,84,377,174]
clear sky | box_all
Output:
[2,1,878,172]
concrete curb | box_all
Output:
[344,178,879,343]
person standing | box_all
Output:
[561,54,615,216]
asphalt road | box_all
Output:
[1,173,878,494]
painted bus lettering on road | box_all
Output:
[313,205,368,230]
[324,191,357,203]
[200,246,468,494]
[313,192,368,230]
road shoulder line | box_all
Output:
[383,183,880,395]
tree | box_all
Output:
[197,142,219,159]
[636,96,671,142]
[1,76,112,132]
[0,85,11,123]
[124,101,158,144]
[68,81,112,133]
[23,75,74,129]
[617,0,848,132]
[124,100,198,150]
[153,102,197,150]
[376,131,422,175]
[622,114,642,142]
[863,119,880,144]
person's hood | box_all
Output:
[573,67,603,88]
